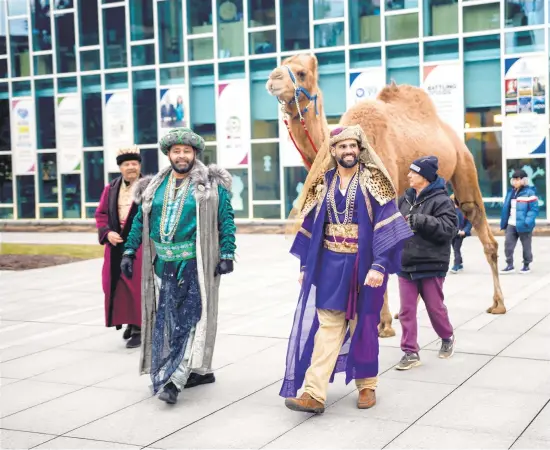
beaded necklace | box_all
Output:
[159,174,192,243]
[328,167,359,225]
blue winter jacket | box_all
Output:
[455,206,472,236]
[500,185,539,233]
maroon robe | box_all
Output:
[95,176,142,329]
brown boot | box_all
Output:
[285,393,325,414]
[357,388,376,409]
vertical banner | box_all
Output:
[347,68,386,108]
[503,55,547,157]
[57,95,83,173]
[422,63,464,139]
[104,91,133,174]
[216,79,251,168]
[11,98,36,175]
[158,86,188,136]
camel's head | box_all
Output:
[265,53,319,109]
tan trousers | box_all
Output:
[304,309,378,404]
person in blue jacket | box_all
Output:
[500,169,539,274]
[449,194,472,274]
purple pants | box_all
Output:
[398,276,454,354]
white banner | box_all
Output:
[104,91,133,174]
[422,63,464,139]
[503,55,547,158]
[11,98,36,175]
[57,95,83,173]
[216,79,251,168]
[347,68,386,108]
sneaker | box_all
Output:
[184,373,216,389]
[395,352,421,371]
[450,264,463,274]
[520,264,531,274]
[126,333,141,349]
[439,335,455,359]
[158,382,179,404]
[499,264,515,274]
[122,325,132,340]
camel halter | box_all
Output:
[278,65,320,169]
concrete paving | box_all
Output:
[0,233,549,449]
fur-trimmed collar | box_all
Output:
[132,160,232,206]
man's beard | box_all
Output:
[337,155,359,169]
[170,157,194,174]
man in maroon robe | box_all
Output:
[95,146,143,348]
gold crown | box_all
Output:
[116,145,140,157]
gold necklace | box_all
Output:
[160,175,191,243]
[328,167,359,226]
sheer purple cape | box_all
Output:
[280,169,413,398]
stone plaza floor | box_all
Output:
[0,233,549,449]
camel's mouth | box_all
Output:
[265,78,294,102]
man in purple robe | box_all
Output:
[95,146,143,349]
[282,125,413,414]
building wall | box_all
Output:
[0,0,548,221]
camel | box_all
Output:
[265,53,506,338]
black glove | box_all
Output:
[406,214,417,231]
[121,255,135,279]
[214,259,234,276]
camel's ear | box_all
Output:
[306,53,318,74]
[390,79,398,88]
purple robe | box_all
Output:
[95,177,142,329]
[281,167,413,398]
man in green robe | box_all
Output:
[121,127,237,404]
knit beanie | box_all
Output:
[410,156,439,182]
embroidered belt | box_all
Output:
[324,223,359,239]
[153,240,196,262]
[323,240,358,254]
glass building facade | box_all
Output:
[0,0,548,221]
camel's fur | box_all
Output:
[266,54,506,337]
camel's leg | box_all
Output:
[450,152,506,314]
[378,290,396,337]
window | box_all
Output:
[78,0,99,46]
[188,37,214,61]
[227,168,249,218]
[350,47,382,70]
[140,148,159,177]
[158,0,183,64]
[130,0,154,40]
[201,144,217,165]
[133,70,157,145]
[386,43,420,86]
[56,13,76,73]
[281,0,310,51]
[463,3,500,33]
[386,0,419,11]
[349,0,381,44]
[386,13,419,41]
[0,2,7,54]
[34,54,53,75]
[103,7,127,69]
[0,154,13,203]
[131,44,155,66]
[314,0,345,18]
[40,207,59,219]
[0,59,6,78]
[80,50,100,71]
[35,79,56,150]
[82,75,103,147]
[160,66,185,86]
[84,151,104,203]
[284,166,308,217]
[0,83,11,150]
[424,39,459,62]
[7,0,27,16]
[318,52,346,117]
[16,176,36,219]
[505,29,545,54]
[31,1,52,51]
[250,58,278,139]
[62,174,81,218]
[424,0,458,36]
[217,0,244,58]
[190,65,216,141]
[314,22,344,48]
[250,29,276,55]
[252,143,280,201]
[249,0,275,26]
[38,153,58,203]
[253,204,280,219]
[55,0,74,9]
[506,158,546,218]
[187,0,213,34]
[464,35,501,127]
[9,18,30,77]
[465,131,503,198]
[505,0,544,27]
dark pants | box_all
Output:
[452,235,464,266]
[505,225,533,265]
[398,276,454,354]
